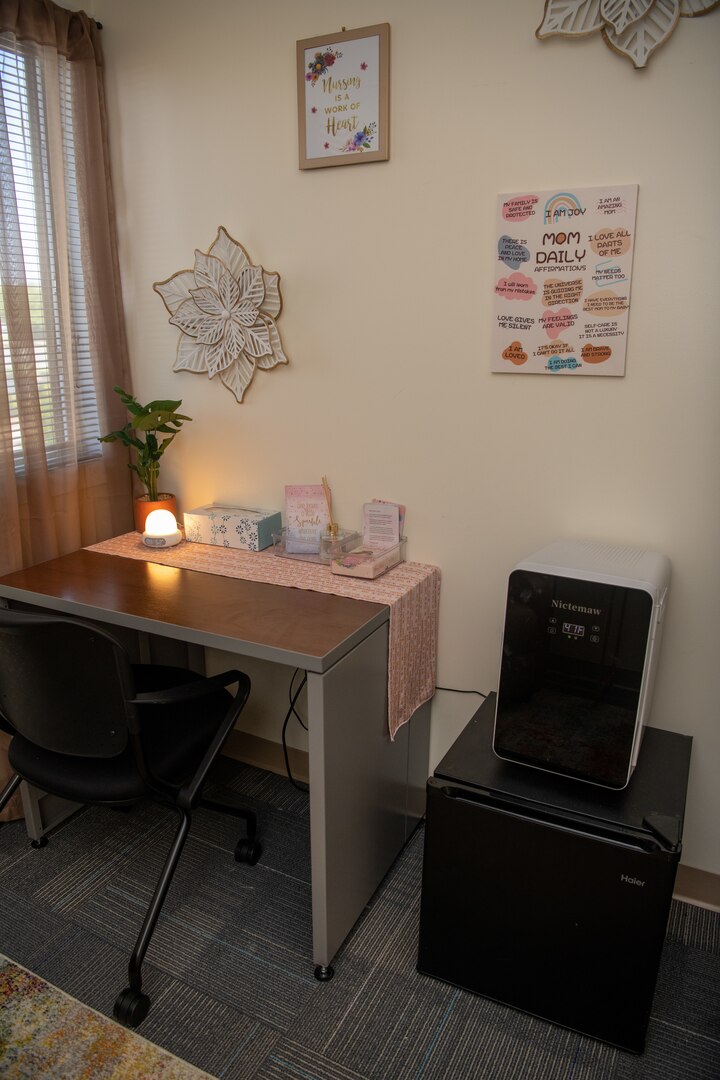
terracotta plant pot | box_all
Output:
[133,493,178,533]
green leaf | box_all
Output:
[144,398,183,413]
[156,435,177,457]
[112,386,145,417]
[133,409,187,431]
[98,427,144,451]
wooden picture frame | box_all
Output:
[297,23,390,170]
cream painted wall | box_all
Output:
[89,0,719,873]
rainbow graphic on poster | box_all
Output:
[543,191,585,226]
[492,184,638,377]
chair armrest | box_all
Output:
[176,676,252,810]
[127,671,251,794]
[130,670,246,706]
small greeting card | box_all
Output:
[363,500,405,549]
[285,484,330,553]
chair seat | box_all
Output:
[8,665,233,805]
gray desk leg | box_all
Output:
[308,621,423,975]
[20,782,82,843]
[405,698,431,829]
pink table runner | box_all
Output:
[87,534,440,740]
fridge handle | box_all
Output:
[440,785,664,854]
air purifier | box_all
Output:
[493,539,670,789]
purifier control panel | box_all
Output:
[546,597,612,678]
[546,603,606,655]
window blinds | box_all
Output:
[0,34,100,473]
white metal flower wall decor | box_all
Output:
[536,0,719,68]
[154,227,288,403]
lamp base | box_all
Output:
[143,530,182,548]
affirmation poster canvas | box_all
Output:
[492,185,638,376]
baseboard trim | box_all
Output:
[223,730,309,784]
[221,734,720,911]
[674,863,720,912]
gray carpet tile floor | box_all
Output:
[0,760,718,1080]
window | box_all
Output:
[0,34,101,474]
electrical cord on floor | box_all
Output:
[282,669,309,791]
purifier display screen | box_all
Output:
[494,571,653,788]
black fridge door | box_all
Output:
[417,777,679,1053]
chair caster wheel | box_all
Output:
[113,987,150,1028]
[235,838,262,865]
[314,964,334,982]
[30,836,48,849]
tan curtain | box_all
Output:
[0,0,133,574]
[0,0,133,820]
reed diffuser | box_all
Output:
[319,475,347,561]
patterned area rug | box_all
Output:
[0,956,215,1079]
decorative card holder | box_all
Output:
[330,498,407,579]
[330,539,406,580]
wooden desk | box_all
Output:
[0,549,431,977]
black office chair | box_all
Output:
[0,608,260,1028]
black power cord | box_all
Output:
[289,668,308,730]
[281,680,488,791]
[282,669,308,791]
[435,686,488,699]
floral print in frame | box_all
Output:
[297,24,389,170]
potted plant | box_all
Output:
[100,386,192,532]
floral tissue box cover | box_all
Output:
[183,504,282,551]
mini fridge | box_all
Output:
[417,694,691,1053]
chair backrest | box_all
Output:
[0,608,133,757]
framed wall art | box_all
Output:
[492,184,639,377]
[297,23,389,170]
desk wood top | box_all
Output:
[0,549,389,671]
